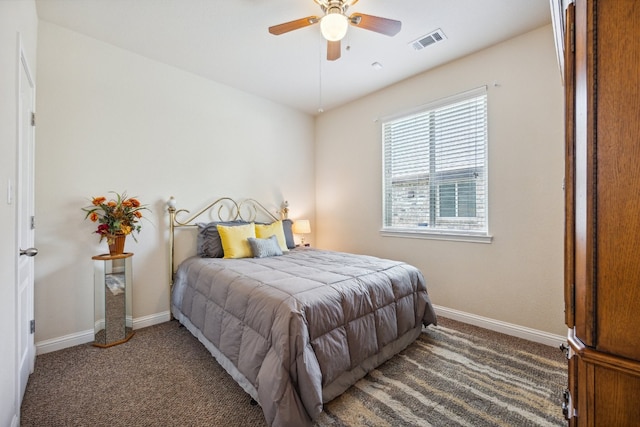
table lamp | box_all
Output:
[292,219,311,246]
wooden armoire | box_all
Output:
[563,0,640,425]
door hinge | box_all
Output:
[31,112,36,127]
[31,215,35,230]
[30,319,35,334]
[562,389,575,420]
[559,342,574,359]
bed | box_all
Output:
[167,197,437,427]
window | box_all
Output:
[382,87,489,240]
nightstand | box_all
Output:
[92,252,134,347]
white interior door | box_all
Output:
[16,48,36,405]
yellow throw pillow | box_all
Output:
[217,223,256,259]
[254,220,289,252]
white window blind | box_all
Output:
[382,87,488,237]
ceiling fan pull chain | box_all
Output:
[318,39,324,113]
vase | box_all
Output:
[107,233,126,255]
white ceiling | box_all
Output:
[35,0,552,115]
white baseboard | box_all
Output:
[36,311,171,355]
[36,329,94,355]
[132,311,171,330]
[433,305,566,348]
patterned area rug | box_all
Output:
[316,320,567,426]
[21,317,566,426]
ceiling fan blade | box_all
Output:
[269,16,320,35]
[349,13,401,36]
[327,40,341,61]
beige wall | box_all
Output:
[0,0,38,423]
[34,21,315,346]
[315,25,565,336]
[34,21,565,349]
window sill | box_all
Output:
[380,229,493,244]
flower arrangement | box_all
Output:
[82,191,149,243]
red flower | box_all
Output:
[95,224,109,235]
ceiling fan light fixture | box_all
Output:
[320,11,348,41]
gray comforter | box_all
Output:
[171,248,437,427]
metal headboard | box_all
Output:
[166,196,283,304]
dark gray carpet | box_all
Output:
[20,317,567,426]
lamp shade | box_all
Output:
[292,219,311,235]
[320,12,348,41]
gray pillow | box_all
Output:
[282,219,296,249]
[197,221,248,258]
[247,235,283,258]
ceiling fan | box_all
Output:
[268,0,402,61]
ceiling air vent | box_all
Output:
[410,28,447,51]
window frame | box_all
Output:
[380,87,492,243]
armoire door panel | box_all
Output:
[592,366,640,427]
[570,334,640,426]
[572,0,596,347]
[563,2,576,329]
[593,0,640,361]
